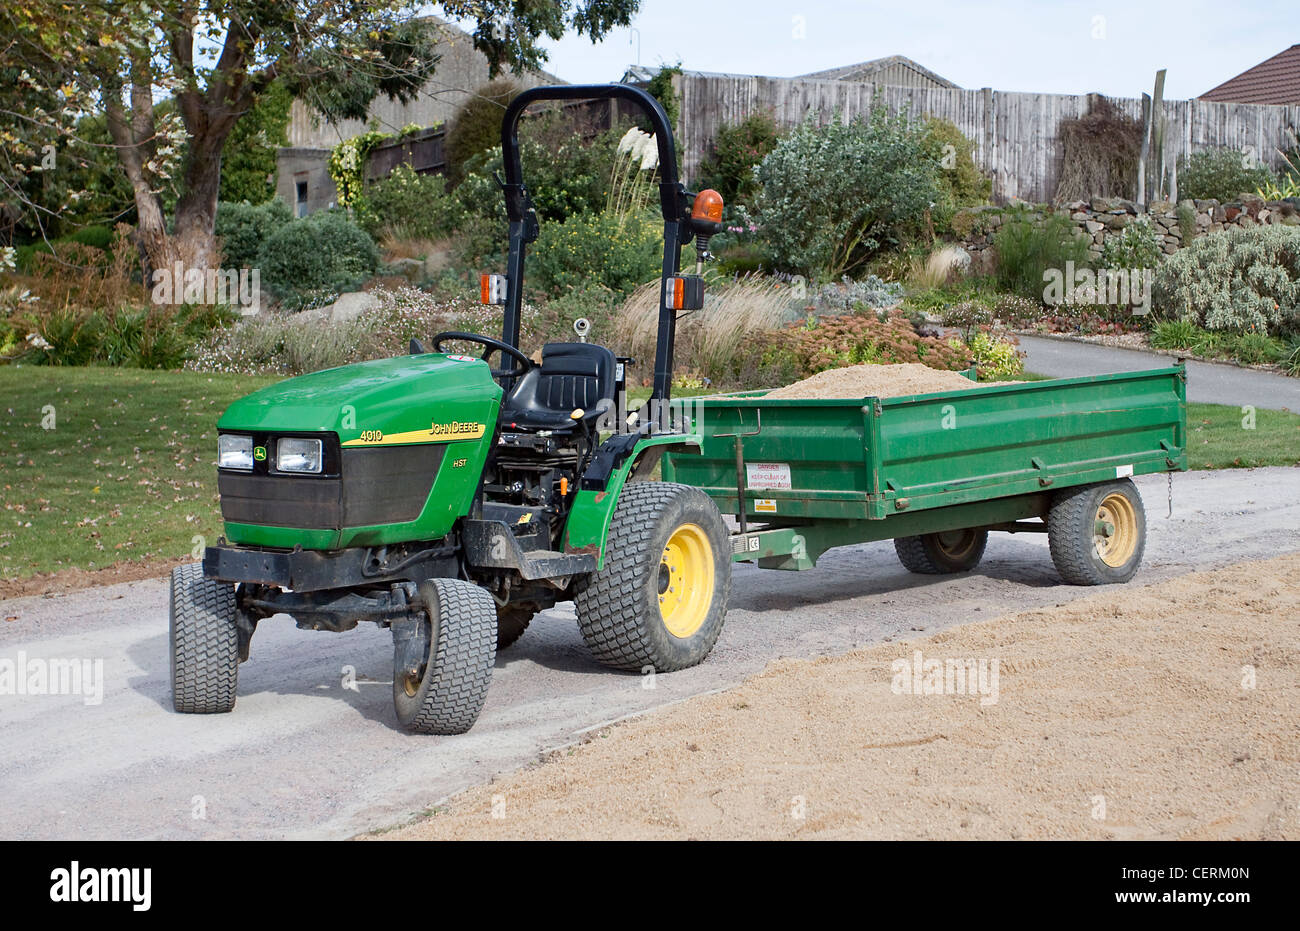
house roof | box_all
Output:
[798,56,957,88]
[1200,44,1300,105]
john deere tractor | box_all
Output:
[174,85,730,734]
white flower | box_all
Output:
[639,134,659,171]
[0,246,15,273]
[26,333,53,350]
[617,127,646,155]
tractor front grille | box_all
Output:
[218,443,444,530]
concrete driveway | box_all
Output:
[2,467,1297,839]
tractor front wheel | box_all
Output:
[170,563,240,714]
[393,578,497,734]
[574,482,731,673]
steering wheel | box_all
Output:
[431,331,532,379]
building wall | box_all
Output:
[285,22,560,150]
[276,20,561,216]
[275,148,335,217]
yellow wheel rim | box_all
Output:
[1094,493,1138,568]
[657,523,715,639]
[934,529,979,560]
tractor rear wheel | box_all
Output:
[1048,479,1146,585]
[170,563,240,714]
[574,482,731,672]
[894,529,988,574]
[393,578,496,735]
[496,605,533,650]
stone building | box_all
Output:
[276,17,561,216]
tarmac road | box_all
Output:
[1017,334,1300,412]
[2,467,1297,839]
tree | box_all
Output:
[4,1,638,282]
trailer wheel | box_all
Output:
[1048,479,1146,585]
[393,578,496,735]
[170,563,240,714]
[574,482,731,672]
[894,529,988,574]
[496,605,533,650]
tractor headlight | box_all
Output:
[218,434,254,471]
[276,437,323,474]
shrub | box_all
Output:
[755,109,941,278]
[942,301,993,341]
[353,164,464,241]
[1053,96,1142,202]
[1177,148,1277,202]
[215,198,293,270]
[698,112,782,207]
[15,225,116,272]
[956,330,1024,380]
[20,303,235,368]
[1149,319,1199,350]
[643,64,682,132]
[1231,330,1285,365]
[528,210,665,299]
[257,210,380,309]
[1100,215,1163,271]
[993,209,1092,301]
[812,275,904,314]
[1152,225,1300,334]
[771,310,968,378]
[445,80,521,186]
[1284,336,1300,376]
[921,117,991,231]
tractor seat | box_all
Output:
[499,342,616,431]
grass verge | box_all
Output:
[0,365,278,580]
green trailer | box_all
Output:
[663,366,1188,582]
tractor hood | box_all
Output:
[214,352,502,551]
[217,352,502,440]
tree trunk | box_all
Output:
[174,127,232,272]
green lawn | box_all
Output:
[0,367,1295,580]
[0,366,278,578]
[1185,402,1300,470]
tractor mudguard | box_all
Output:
[564,432,702,569]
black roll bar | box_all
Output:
[498,84,692,404]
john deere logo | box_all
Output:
[253,446,267,461]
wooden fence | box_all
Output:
[675,74,1300,203]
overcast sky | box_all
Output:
[508,0,1299,100]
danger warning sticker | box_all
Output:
[745,462,792,490]
[754,499,778,513]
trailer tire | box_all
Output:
[894,529,988,574]
[394,578,496,735]
[496,605,533,650]
[170,563,240,714]
[1048,479,1146,585]
[574,482,731,673]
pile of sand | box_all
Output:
[761,363,1004,401]
[377,552,1300,840]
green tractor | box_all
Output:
[174,85,731,734]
